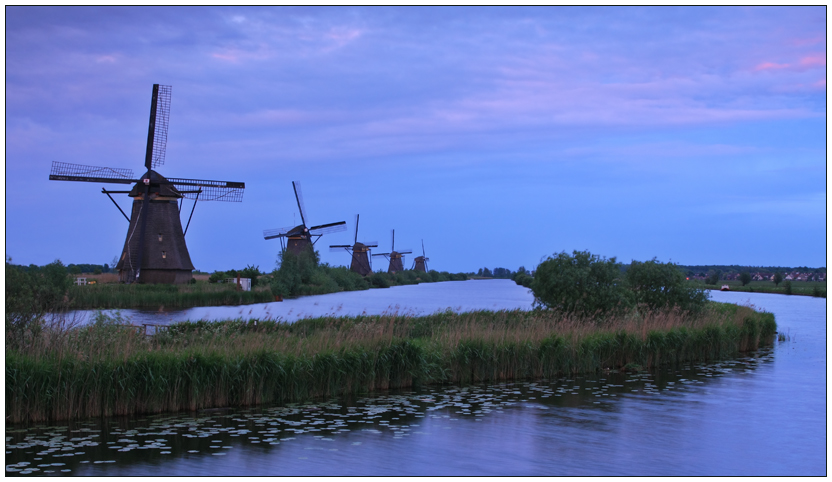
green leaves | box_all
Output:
[625,259,708,313]
[531,252,709,317]
[531,250,631,317]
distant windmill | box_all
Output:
[411,239,430,272]
[48,84,246,284]
[373,229,412,274]
[330,214,378,276]
[263,181,347,255]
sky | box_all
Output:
[4,6,827,274]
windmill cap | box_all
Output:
[129,170,183,198]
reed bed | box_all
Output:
[6,303,775,423]
[68,283,276,309]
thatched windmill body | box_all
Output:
[263,181,347,256]
[373,229,412,274]
[411,240,430,272]
[48,84,245,284]
[330,214,378,276]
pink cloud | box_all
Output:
[790,36,824,47]
[754,53,825,72]
[754,61,789,71]
[799,54,825,67]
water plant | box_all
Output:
[6,303,776,423]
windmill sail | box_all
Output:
[49,161,135,184]
[309,221,347,235]
[145,84,171,170]
[168,177,245,202]
[292,181,307,227]
[263,226,297,240]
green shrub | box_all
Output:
[5,258,73,349]
[370,272,391,288]
[626,258,708,313]
[531,250,632,316]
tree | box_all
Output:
[739,272,752,286]
[773,272,783,287]
[705,270,722,285]
[482,267,493,278]
[626,259,708,313]
[531,250,631,317]
[6,258,72,349]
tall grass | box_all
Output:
[6,303,776,423]
[68,283,276,310]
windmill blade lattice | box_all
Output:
[263,226,296,240]
[49,161,135,184]
[147,84,171,169]
[292,181,307,227]
[169,177,245,202]
[309,221,347,235]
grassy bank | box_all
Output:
[68,282,277,310]
[6,303,775,423]
[695,280,826,298]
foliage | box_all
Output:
[209,265,262,286]
[270,247,326,297]
[773,272,783,287]
[784,281,792,295]
[531,250,631,316]
[5,258,73,349]
[705,270,722,285]
[625,259,708,313]
[739,272,751,286]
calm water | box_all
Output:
[8,289,826,476]
[71,279,537,326]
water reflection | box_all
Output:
[5,350,775,476]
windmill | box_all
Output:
[411,239,430,272]
[48,84,245,284]
[329,214,378,276]
[263,181,347,256]
[372,229,412,274]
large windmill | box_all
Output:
[411,239,430,272]
[329,214,378,276]
[48,84,245,284]
[372,229,412,274]
[263,181,347,255]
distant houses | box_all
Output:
[689,271,825,282]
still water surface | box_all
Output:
[7,288,826,476]
[72,279,536,326]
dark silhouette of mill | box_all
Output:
[48,84,245,284]
[411,240,430,272]
[373,229,412,274]
[263,181,347,256]
[330,214,378,276]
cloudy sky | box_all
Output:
[5,6,827,273]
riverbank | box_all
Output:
[6,302,775,423]
[701,281,826,298]
[68,282,277,310]
[66,270,470,310]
